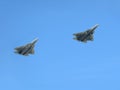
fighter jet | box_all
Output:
[14,38,38,56]
[73,24,99,43]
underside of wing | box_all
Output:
[87,34,94,41]
[29,49,35,54]
[23,53,29,56]
[82,39,87,43]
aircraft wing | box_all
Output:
[14,46,25,50]
[87,34,94,41]
[30,49,35,54]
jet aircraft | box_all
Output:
[14,38,38,56]
[73,24,99,42]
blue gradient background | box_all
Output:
[0,0,120,90]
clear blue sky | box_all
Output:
[0,0,120,90]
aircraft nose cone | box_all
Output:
[32,38,39,44]
[92,24,99,30]
[95,24,99,27]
